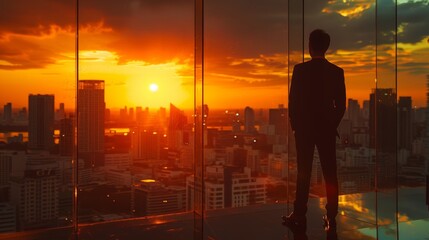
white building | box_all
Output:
[186,166,266,210]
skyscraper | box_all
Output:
[168,103,187,150]
[59,118,74,156]
[78,80,105,167]
[244,106,256,133]
[28,94,54,151]
[369,88,397,153]
[132,128,160,161]
[3,102,12,124]
[269,104,287,144]
[369,88,397,188]
[398,96,412,150]
[347,98,361,127]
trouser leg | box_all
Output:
[293,132,315,216]
[316,133,338,219]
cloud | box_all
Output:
[0,0,427,79]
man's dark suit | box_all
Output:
[289,58,346,218]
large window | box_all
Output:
[0,0,428,239]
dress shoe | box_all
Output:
[322,215,336,231]
[282,212,307,229]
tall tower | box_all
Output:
[369,88,397,188]
[78,80,105,168]
[369,88,397,153]
[398,96,412,151]
[3,102,12,124]
[244,106,255,134]
[59,117,74,156]
[269,104,288,144]
[168,103,187,150]
[347,98,361,127]
[28,94,54,151]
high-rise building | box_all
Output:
[0,203,16,233]
[0,152,13,186]
[78,80,105,167]
[168,103,187,150]
[55,103,65,121]
[369,88,397,153]
[132,128,160,161]
[398,96,412,151]
[369,88,397,188]
[28,94,54,151]
[59,118,74,156]
[269,104,287,144]
[3,102,12,124]
[244,106,256,133]
[347,98,361,127]
[10,155,59,230]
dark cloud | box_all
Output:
[398,1,429,43]
[0,37,58,70]
[0,0,427,77]
[0,0,75,36]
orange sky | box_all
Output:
[0,0,428,110]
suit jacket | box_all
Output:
[289,58,346,136]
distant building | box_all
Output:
[347,98,361,127]
[55,103,65,121]
[0,203,16,233]
[3,102,12,124]
[78,80,105,168]
[59,118,74,157]
[168,103,187,150]
[369,88,397,153]
[0,152,13,186]
[268,153,288,179]
[105,152,131,170]
[269,104,287,144]
[132,128,160,161]
[10,155,59,230]
[244,106,256,133]
[186,166,266,210]
[28,94,55,151]
[133,180,186,216]
[398,96,413,151]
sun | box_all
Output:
[149,83,159,92]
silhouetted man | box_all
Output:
[283,29,346,232]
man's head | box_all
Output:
[309,29,330,57]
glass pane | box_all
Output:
[77,1,194,239]
[375,0,398,238]
[0,0,75,238]
[397,0,429,238]
[194,0,204,239]
[203,0,289,238]
[288,0,304,217]
[303,1,377,237]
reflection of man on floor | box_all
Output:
[283,29,346,232]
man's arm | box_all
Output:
[333,68,346,128]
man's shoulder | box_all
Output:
[325,60,344,72]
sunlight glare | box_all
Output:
[149,83,159,92]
